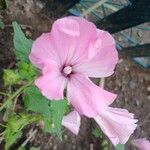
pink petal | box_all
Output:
[51,16,97,65]
[62,111,81,135]
[53,17,80,37]
[35,69,66,100]
[74,30,118,78]
[67,74,117,117]
[132,138,150,150]
[94,107,137,146]
[41,59,59,75]
[29,33,59,69]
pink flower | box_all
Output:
[132,138,150,150]
[94,107,137,145]
[62,110,80,135]
[29,16,137,145]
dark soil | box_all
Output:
[0,0,150,150]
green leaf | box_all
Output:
[3,113,37,149]
[3,69,20,86]
[12,21,33,62]
[23,87,68,138]
[17,62,37,81]
[50,100,68,139]
[0,18,4,29]
[23,87,51,117]
[115,144,125,150]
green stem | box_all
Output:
[0,92,9,97]
[0,81,33,111]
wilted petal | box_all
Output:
[74,30,118,78]
[62,111,81,135]
[132,138,150,150]
[67,74,117,117]
[94,107,137,146]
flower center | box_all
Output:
[63,66,72,76]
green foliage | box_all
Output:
[12,21,33,62]
[3,69,20,86]
[3,99,13,121]
[92,128,103,138]
[0,0,7,9]
[3,20,37,84]
[3,113,38,150]
[0,18,4,29]
[11,22,37,82]
[17,62,37,81]
[48,100,68,139]
[23,86,68,138]
[115,144,125,150]
[17,147,26,150]
[23,86,51,117]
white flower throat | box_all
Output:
[63,66,72,76]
